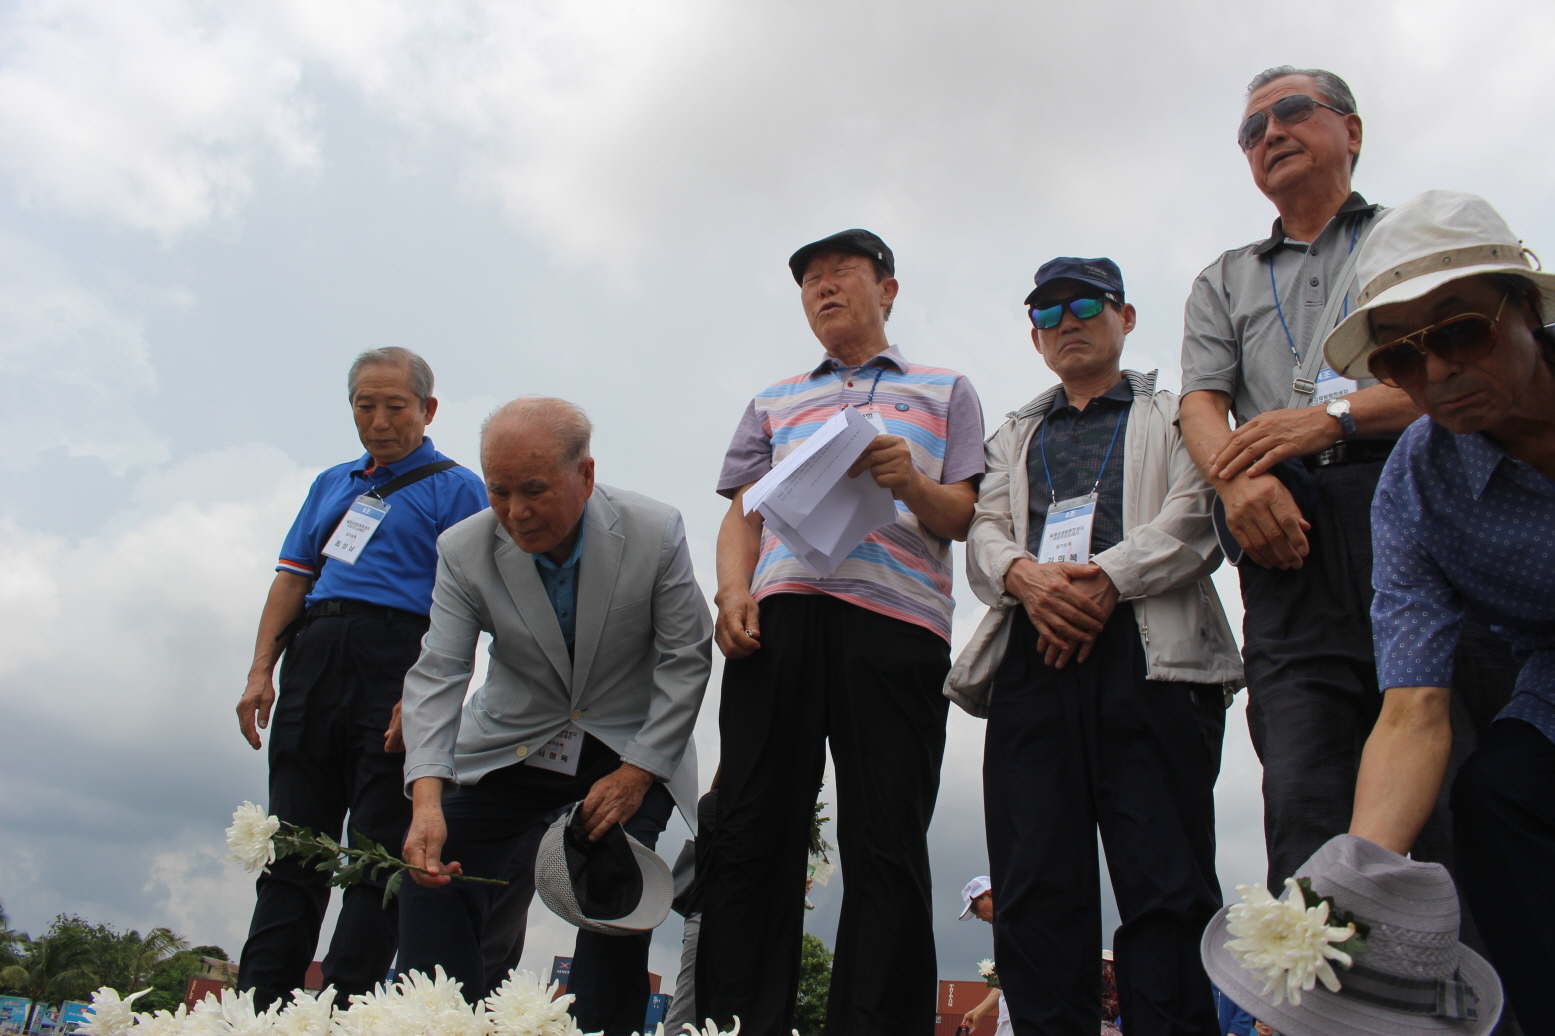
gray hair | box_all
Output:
[481,396,594,467]
[1246,66,1360,171]
[347,347,434,403]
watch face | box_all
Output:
[1327,399,1350,416]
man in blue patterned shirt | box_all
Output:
[1324,191,1555,1032]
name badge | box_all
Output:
[862,410,887,434]
[526,723,583,776]
[1311,366,1358,408]
[321,495,389,565]
[1037,494,1096,565]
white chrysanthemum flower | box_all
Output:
[1224,879,1357,1006]
[271,988,334,1036]
[680,1018,740,1036]
[381,968,488,1036]
[483,970,578,1036]
[81,986,150,1036]
[195,985,284,1036]
[336,979,404,1036]
[129,1006,193,1036]
[226,802,281,873]
[976,959,996,978]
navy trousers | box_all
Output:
[239,610,424,1007]
[985,606,1224,1036]
[397,734,673,1036]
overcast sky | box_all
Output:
[3,0,1552,994]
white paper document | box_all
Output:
[743,407,898,578]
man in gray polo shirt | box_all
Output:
[1177,66,1520,888]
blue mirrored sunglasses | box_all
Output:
[1029,292,1120,330]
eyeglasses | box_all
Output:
[1238,94,1349,151]
[1029,292,1121,330]
[1366,292,1511,388]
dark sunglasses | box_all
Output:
[1029,292,1121,330]
[1238,94,1349,151]
[1366,292,1511,388]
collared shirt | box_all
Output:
[1025,379,1131,557]
[277,436,489,615]
[1182,192,1385,426]
[1371,417,1555,744]
[533,507,587,656]
[718,344,986,641]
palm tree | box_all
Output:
[0,903,24,971]
[0,929,99,1004]
[116,928,188,991]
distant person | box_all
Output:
[951,257,1239,1035]
[397,397,711,1036]
[233,347,487,1007]
[958,876,1010,1036]
[1211,986,1254,1036]
[1176,65,1519,891]
[697,229,986,1036]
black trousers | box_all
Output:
[1453,720,1555,1036]
[397,734,674,1036]
[985,606,1224,1036]
[239,610,424,1007]
[696,593,951,1036]
[1238,459,1521,886]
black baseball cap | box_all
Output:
[1024,256,1125,306]
[788,229,895,285]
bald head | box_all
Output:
[480,397,596,561]
[480,397,593,469]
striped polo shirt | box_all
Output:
[718,345,985,640]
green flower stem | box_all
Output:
[270,823,507,906]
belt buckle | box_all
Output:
[1315,443,1349,467]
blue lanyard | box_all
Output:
[1039,403,1126,506]
[833,364,887,409]
[1268,218,1360,363]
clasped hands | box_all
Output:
[1005,557,1120,668]
[1209,406,1338,571]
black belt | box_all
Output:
[306,599,429,627]
[1305,439,1397,469]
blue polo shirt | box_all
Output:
[277,436,488,615]
[533,506,587,656]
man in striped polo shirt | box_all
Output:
[696,229,986,1036]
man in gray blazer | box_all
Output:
[396,397,712,1034]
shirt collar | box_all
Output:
[811,344,909,377]
[1252,192,1379,256]
[353,436,437,480]
[534,504,589,571]
[1048,377,1135,414]
[1452,429,1510,500]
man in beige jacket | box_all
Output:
[947,257,1241,1036]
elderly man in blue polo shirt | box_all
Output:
[234,347,487,1007]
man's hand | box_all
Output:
[846,433,920,495]
[384,700,405,754]
[1211,406,1341,480]
[237,672,277,751]
[578,762,655,842]
[1006,558,1109,668]
[404,777,461,888]
[713,587,762,660]
[1219,472,1311,569]
[1043,568,1119,667]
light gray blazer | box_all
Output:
[401,483,712,821]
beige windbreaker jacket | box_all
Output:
[945,369,1243,717]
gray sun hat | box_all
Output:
[535,804,674,936]
[1202,835,1502,1036]
[1322,189,1555,379]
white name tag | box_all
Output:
[862,410,887,434]
[526,723,583,776]
[1311,366,1358,408]
[321,495,389,565]
[1036,494,1096,565]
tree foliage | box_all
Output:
[793,933,833,1036]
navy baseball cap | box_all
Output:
[789,229,895,285]
[1024,257,1125,306]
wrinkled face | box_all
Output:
[800,250,898,351]
[1242,74,1361,201]
[1368,274,1546,434]
[482,432,595,558]
[1031,279,1135,383]
[352,362,435,465]
[972,891,994,923]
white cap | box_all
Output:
[960,875,992,919]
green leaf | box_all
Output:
[382,870,406,907]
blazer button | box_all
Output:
[571,709,583,721]
[515,745,528,758]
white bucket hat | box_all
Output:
[1322,189,1555,378]
[535,804,674,935]
[1201,835,1502,1036]
[959,875,992,919]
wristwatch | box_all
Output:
[1326,397,1357,441]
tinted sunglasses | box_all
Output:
[1029,292,1121,330]
[1366,292,1511,388]
[1238,94,1349,151]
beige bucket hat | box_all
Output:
[1322,190,1555,378]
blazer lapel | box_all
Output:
[491,523,573,687]
[570,489,624,699]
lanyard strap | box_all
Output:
[1039,403,1127,506]
[833,364,887,409]
[1268,218,1362,363]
